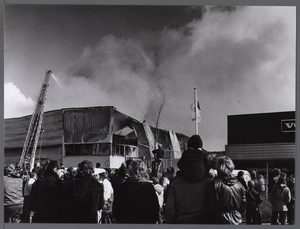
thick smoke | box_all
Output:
[45,6,295,151]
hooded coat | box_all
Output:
[165,176,212,224]
[205,176,247,225]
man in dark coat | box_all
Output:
[29,160,66,223]
[65,160,104,223]
[246,180,263,224]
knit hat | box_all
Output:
[188,135,203,149]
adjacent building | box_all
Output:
[225,111,295,187]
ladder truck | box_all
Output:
[18,70,52,173]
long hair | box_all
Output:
[215,156,235,178]
[127,159,149,180]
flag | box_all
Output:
[191,101,202,122]
[169,130,182,159]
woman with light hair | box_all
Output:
[113,159,159,224]
[205,156,246,225]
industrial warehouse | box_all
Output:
[4,105,190,170]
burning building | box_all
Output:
[4,106,189,169]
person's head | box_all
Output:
[118,163,128,179]
[96,162,101,168]
[169,167,175,174]
[44,160,63,177]
[126,158,134,168]
[215,156,235,178]
[99,171,108,180]
[30,169,38,179]
[237,171,244,177]
[152,176,160,185]
[127,159,149,180]
[188,135,203,149]
[249,170,257,179]
[77,160,94,177]
[273,168,281,176]
[4,164,16,177]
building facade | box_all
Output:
[4,106,189,169]
[225,111,295,190]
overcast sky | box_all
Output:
[4,5,296,151]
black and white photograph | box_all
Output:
[3,1,297,227]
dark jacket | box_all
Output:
[65,176,104,223]
[269,184,291,212]
[177,148,211,182]
[165,176,212,224]
[113,177,159,224]
[29,172,66,223]
[205,176,246,225]
[246,188,263,207]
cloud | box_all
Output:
[4,82,35,118]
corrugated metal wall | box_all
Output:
[63,107,113,143]
[225,143,295,160]
[4,109,63,149]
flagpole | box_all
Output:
[194,88,198,135]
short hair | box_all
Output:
[215,156,235,178]
[77,160,94,177]
[127,159,149,180]
[249,170,257,179]
[273,168,281,176]
[237,171,244,177]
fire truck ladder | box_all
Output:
[18,70,52,172]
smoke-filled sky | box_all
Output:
[4,5,296,151]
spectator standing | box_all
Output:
[22,169,37,223]
[65,160,104,223]
[29,160,66,223]
[269,176,291,225]
[164,135,212,224]
[205,156,246,225]
[287,174,295,225]
[152,177,164,223]
[246,180,263,224]
[236,171,248,190]
[248,170,262,194]
[4,164,24,223]
[99,171,114,223]
[113,159,159,224]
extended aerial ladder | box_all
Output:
[18,70,52,172]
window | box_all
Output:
[65,143,110,156]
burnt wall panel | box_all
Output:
[63,107,112,144]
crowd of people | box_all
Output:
[3,134,295,225]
